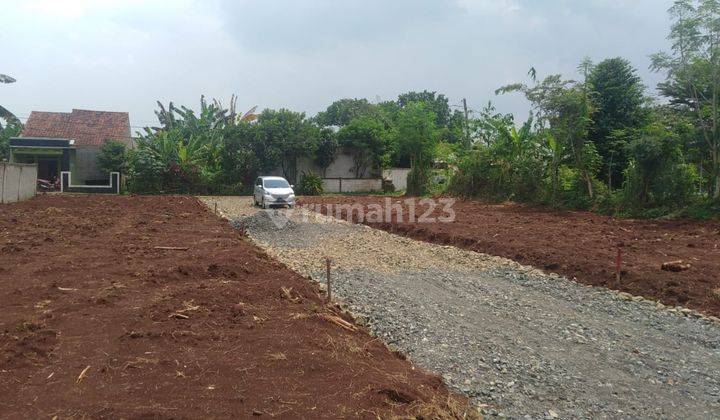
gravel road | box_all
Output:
[202,197,720,419]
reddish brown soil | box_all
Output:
[0,195,470,419]
[301,196,720,317]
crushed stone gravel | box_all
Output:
[201,196,720,419]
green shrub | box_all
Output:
[297,172,323,195]
[448,147,544,202]
[126,149,165,194]
[97,140,127,174]
[670,200,720,220]
[406,165,429,196]
[447,149,502,199]
[550,166,607,210]
[382,179,396,193]
[621,160,699,212]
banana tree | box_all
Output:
[0,74,20,128]
[545,132,568,206]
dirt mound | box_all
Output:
[0,194,472,418]
[302,196,720,317]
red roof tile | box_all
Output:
[21,109,131,147]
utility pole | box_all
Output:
[462,98,470,149]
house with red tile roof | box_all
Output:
[9,109,132,184]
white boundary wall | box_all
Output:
[322,178,382,193]
[383,168,411,191]
[1,163,37,204]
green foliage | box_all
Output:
[97,140,127,174]
[448,148,506,200]
[669,200,720,219]
[498,71,598,203]
[586,57,648,187]
[0,121,22,161]
[394,102,437,195]
[0,74,20,128]
[397,90,451,127]
[297,171,324,196]
[256,108,319,184]
[553,166,608,210]
[337,116,387,178]
[406,165,431,196]
[448,116,546,202]
[621,124,699,210]
[651,0,720,198]
[219,122,264,189]
[127,99,239,195]
[434,142,460,167]
[314,128,338,176]
[315,98,375,127]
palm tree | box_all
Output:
[0,74,20,127]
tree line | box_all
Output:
[450,0,720,217]
[3,0,720,217]
[80,0,720,215]
[93,90,459,196]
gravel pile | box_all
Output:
[202,197,720,419]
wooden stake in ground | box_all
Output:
[154,246,189,251]
[76,365,91,384]
[325,257,332,303]
[615,247,623,282]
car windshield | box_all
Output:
[264,179,289,188]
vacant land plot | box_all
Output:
[0,195,469,418]
[302,196,720,317]
[209,197,720,419]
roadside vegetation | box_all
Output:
[0,73,21,161]
[449,1,720,218]
[93,1,715,218]
[1,0,714,218]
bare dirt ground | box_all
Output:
[301,196,720,317]
[209,197,720,418]
[0,195,472,419]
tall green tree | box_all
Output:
[256,108,319,183]
[337,116,387,178]
[397,90,451,127]
[314,128,338,176]
[623,123,698,208]
[498,72,598,200]
[651,0,720,198]
[586,57,648,187]
[395,102,437,195]
[315,98,376,127]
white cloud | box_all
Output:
[1,0,675,127]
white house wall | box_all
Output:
[73,146,104,184]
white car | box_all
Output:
[253,176,296,208]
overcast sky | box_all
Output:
[1,0,674,130]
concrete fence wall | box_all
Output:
[1,163,37,204]
[322,178,382,193]
[383,168,411,191]
[61,171,120,194]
